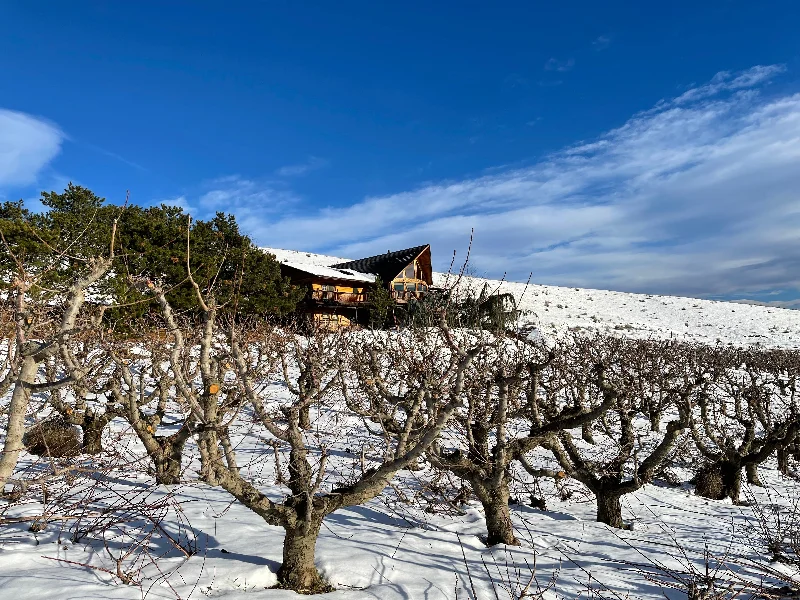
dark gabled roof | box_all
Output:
[330,244,429,284]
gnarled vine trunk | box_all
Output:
[298,405,311,430]
[278,519,327,592]
[80,414,112,455]
[0,356,39,490]
[650,410,662,432]
[594,488,624,528]
[746,462,763,487]
[695,459,742,503]
[778,447,790,476]
[152,437,188,485]
[474,479,519,546]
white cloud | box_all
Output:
[156,195,194,213]
[197,175,299,212]
[592,35,611,51]
[159,175,302,242]
[251,65,800,298]
[275,156,328,177]
[661,64,785,108]
[544,58,575,72]
[0,109,65,188]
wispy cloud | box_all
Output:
[0,109,65,188]
[503,73,530,89]
[592,35,612,51]
[251,65,800,299]
[662,64,785,108]
[157,175,301,239]
[155,195,193,213]
[83,142,147,171]
[275,156,328,177]
[544,58,575,72]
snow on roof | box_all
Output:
[263,247,348,268]
[280,260,376,284]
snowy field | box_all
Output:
[0,250,798,599]
[1,445,793,600]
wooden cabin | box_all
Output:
[279,244,433,329]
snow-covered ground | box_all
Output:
[1,250,798,599]
[265,247,800,348]
[1,422,794,600]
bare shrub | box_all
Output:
[687,346,800,503]
[742,489,800,595]
[427,330,620,545]
[23,415,81,457]
[526,336,701,528]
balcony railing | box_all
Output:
[310,290,368,304]
[392,290,427,302]
[310,289,429,304]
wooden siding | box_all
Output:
[390,254,430,302]
[312,310,352,331]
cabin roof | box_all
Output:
[280,261,376,284]
[330,244,430,284]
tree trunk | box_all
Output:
[777,447,790,476]
[298,406,311,431]
[581,423,595,444]
[695,460,742,503]
[650,411,662,433]
[746,462,763,487]
[277,519,328,592]
[0,356,37,491]
[81,417,106,455]
[476,483,519,546]
[153,439,185,485]
[198,433,221,486]
[595,489,624,528]
[721,461,742,503]
[219,429,239,473]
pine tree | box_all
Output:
[368,276,395,328]
[0,184,304,328]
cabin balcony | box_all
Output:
[391,290,428,303]
[310,290,369,304]
[391,281,429,303]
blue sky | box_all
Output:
[2,2,800,304]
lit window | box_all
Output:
[404,264,415,278]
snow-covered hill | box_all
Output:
[265,247,800,348]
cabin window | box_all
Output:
[417,283,428,292]
[321,284,335,292]
[404,264,415,279]
[352,287,361,294]
[405,283,416,291]
[393,283,404,292]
